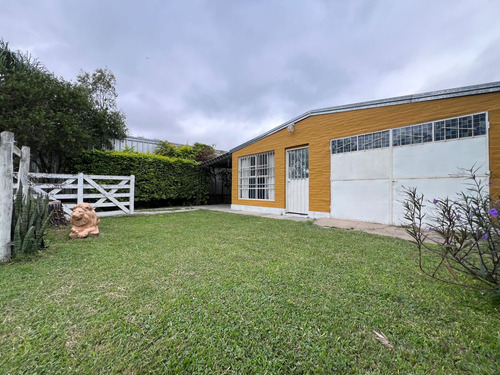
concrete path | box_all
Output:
[136,204,412,241]
[313,217,412,241]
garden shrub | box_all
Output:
[402,168,499,296]
[69,150,208,207]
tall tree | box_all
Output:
[0,40,127,172]
[77,67,120,112]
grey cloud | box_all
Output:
[2,0,500,150]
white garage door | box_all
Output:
[330,113,489,225]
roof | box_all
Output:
[230,81,500,153]
[200,151,232,168]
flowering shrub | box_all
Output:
[402,169,499,296]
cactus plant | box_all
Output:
[10,183,53,258]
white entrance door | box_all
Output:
[286,147,309,214]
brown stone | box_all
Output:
[69,203,100,239]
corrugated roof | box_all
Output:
[230,81,500,153]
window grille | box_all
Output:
[288,148,309,179]
[238,151,275,200]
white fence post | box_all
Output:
[77,173,84,204]
[129,175,135,214]
[0,131,14,262]
[18,145,30,197]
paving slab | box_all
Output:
[313,218,413,241]
[192,204,310,222]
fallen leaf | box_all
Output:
[373,330,394,349]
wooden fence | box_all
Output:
[29,173,135,217]
[1,130,135,262]
[1,131,30,262]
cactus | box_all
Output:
[10,183,53,258]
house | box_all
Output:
[113,136,163,153]
[229,82,500,225]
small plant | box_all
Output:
[121,145,138,153]
[10,184,53,258]
[402,168,499,295]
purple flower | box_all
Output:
[481,233,488,239]
[433,199,439,204]
[456,214,461,220]
[489,208,498,217]
[429,227,433,231]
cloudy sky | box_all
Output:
[2,0,500,151]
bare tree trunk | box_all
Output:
[48,200,69,227]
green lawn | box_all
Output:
[1,210,498,374]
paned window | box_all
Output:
[288,148,309,179]
[331,112,487,155]
[392,123,433,146]
[332,130,389,154]
[238,151,275,200]
[434,113,487,141]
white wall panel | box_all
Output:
[392,177,480,226]
[331,180,391,223]
[332,149,391,180]
[393,137,487,179]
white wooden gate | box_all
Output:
[286,147,309,214]
[29,173,135,217]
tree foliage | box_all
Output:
[155,141,216,162]
[0,39,45,75]
[77,67,121,112]
[0,40,127,172]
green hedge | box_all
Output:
[69,150,208,207]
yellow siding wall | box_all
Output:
[232,92,500,212]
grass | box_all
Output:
[1,210,499,374]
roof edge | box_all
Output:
[200,151,232,168]
[230,81,500,153]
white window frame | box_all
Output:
[238,151,275,200]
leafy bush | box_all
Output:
[155,141,217,162]
[69,150,208,207]
[402,169,499,296]
[11,186,52,258]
